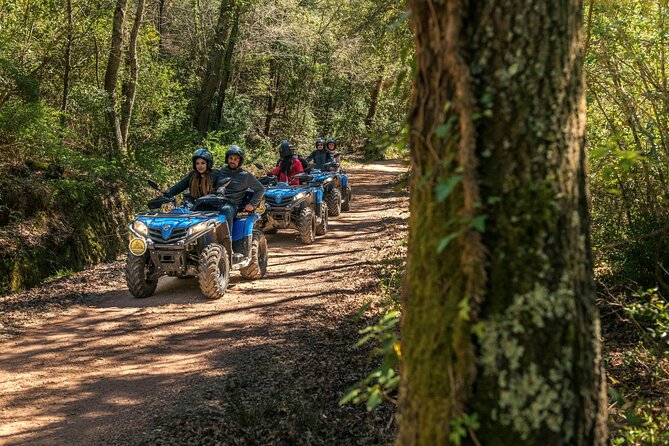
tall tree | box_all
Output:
[398,1,608,444]
[104,0,129,157]
[263,57,280,137]
[212,6,240,130]
[60,0,73,129]
[193,0,233,137]
[120,0,146,149]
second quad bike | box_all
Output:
[259,175,328,244]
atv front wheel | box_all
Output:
[297,207,316,244]
[125,253,158,298]
[240,230,268,279]
[198,243,230,299]
[325,188,342,216]
[341,186,352,212]
[316,203,328,236]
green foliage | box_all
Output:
[449,413,480,446]
[340,310,400,411]
[623,288,669,354]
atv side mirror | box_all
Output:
[218,177,232,188]
[254,162,265,170]
[147,179,161,190]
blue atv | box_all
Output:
[304,162,351,216]
[259,175,328,244]
[124,179,268,299]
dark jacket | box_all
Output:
[306,149,334,170]
[166,170,219,198]
[216,166,265,208]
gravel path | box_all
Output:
[0,160,408,445]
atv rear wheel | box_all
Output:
[125,253,158,298]
[341,185,352,211]
[316,203,328,236]
[297,207,316,244]
[198,243,230,299]
[240,230,268,279]
[325,188,342,216]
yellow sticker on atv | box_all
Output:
[129,238,147,256]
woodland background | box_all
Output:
[0,0,667,442]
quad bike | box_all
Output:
[301,162,351,215]
[125,179,268,299]
[258,174,328,244]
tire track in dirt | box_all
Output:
[0,160,408,445]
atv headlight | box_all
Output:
[293,192,307,201]
[188,220,212,235]
[323,177,333,183]
[132,221,148,236]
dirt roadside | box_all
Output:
[0,160,408,445]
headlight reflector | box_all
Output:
[188,220,211,235]
[133,221,148,236]
[293,192,307,201]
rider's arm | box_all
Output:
[268,163,281,177]
[245,172,265,209]
[165,172,192,197]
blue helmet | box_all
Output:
[192,148,214,170]
[225,145,245,166]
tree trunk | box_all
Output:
[158,0,169,58]
[213,7,240,130]
[60,0,73,129]
[398,1,608,445]
[120,0,146,149]
[193,0,233,137]
[263,58,280,137]
[104,0,128,157]
[364,76,383,131]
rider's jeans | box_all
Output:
[220,203,237,234]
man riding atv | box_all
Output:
[216,145,265,232]
[306,137,335,170]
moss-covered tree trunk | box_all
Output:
[398,1,608,445]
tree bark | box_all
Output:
[120,0,146,149]
[364,76,383,131]
[398,1,607,445]
[263,58,280,137]
[60,0,73,129]
[104,0,128,157]
[213,7,240,130]
[193,0,233,137]
[158,0,169,58]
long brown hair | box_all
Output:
[189,171,214,198]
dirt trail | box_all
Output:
[0,161,408,445]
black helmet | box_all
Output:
[315,137,325,149]
[192,147,214,170]
[326,137,336,150]
[225,145,244,167]
[279,140,294,158]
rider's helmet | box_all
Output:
[225,145,245,167]
[326,137,336,152]
[192,147,214,170]
[315,137,325,150]
[279,140,294,158]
